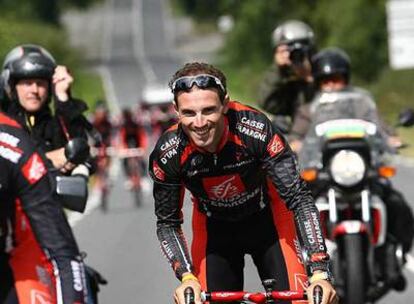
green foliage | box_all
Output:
[0,16,76,65]
[71,70,105,112]
[174,0,389,83]
[0,7,105,110]
[0,0,102,25]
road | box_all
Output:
[64,0,414,302]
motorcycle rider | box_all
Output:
[257,20,316,138]
[149,62,338,304]
[1,44,93,174]
[0,110,88,303]
[295,47,414,290]
[1,44,104,300]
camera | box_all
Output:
[287,41,312,65]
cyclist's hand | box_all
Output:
[174,274,201,304]
[307,279,338,304]
[53,65,73,102]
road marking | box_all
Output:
[405,253,414,273]
[132,0,157,83]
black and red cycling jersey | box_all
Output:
[119,119,147,150]
[0,112,87,303]
[149,101,330,280]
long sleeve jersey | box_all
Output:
[149,101,329,279]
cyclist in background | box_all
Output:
[149,62,338,304]
[118,107,147,189]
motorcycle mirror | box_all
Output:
[56,175,88,213]
[397,108,414,127]
[64,137,90,165]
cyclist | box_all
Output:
[2,44,92,175]
[118,107,147,189]
[257,20,316,142]
[0,111,88,303]
[149,62,338,304]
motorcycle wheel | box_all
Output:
[342,234,367,304]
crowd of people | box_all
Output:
[0,17,413,304]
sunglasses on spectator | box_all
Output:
[171,74,226,95]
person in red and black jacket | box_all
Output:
[0,111,88,303]
[149,62,338,304]
[118,107,148,182]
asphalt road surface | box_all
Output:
[66,0,414,302]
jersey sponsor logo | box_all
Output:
[293,238,304,265]
[22,153,47,184]
[240,117,265,130]
[267,134,285,157]
[0,144,22,163]
[30,289,54,304]
[71,260,84,292]
[303,212,325,251]
[199,187,261,208]
[294,273,309,292]
[0,131,20,147]
[203,174,246,200]
[152,160,165,181]
[236,123,267,142]
[160,136,179,164]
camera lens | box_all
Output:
[288,42,309,65]
[290,49,305,64]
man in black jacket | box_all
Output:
[1,44,92,174]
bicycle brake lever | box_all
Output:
[313,285,323,304]
[184,287,195,304]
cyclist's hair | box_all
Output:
[168,62,227,93]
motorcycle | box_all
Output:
[298,90,414,304]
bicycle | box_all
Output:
[183,279,323,304]
[94,146,111,212]
[120,147,145,207]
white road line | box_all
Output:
[405,253,414,273]
[132,0,157,84]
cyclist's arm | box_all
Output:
[11,128,88,303]
[154,181,193,280]
[256,118,330,274]
[149,135,194,280]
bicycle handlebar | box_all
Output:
[184,286,323,304]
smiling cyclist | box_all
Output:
[149,62,338,304]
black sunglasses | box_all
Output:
[171,74,226,95]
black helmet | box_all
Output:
[272,20,315,47]
[2,44,56,96]
[311,47,351,84]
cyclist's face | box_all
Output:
[175,87,228,152]
[15,78,49,113]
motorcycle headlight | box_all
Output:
[329,150,366,187]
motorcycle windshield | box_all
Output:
[298,89,392,169]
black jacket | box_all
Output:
[4,97,90,154]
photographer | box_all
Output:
[257,20,316,138]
